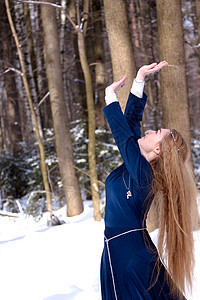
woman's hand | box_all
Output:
[105,75,127,96]
[105,61,168,95]
[136,61,168,81]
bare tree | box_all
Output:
[103,0,136,111]
[5,0,52,216]
[195,0,200,43]
[92,0,106,129]
[1,1,22,154]
[76,0,101,221]
[156,0,191,153]
[40,0,83,217]
[182,0,200,131]
[155,0,198,231]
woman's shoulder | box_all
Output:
[105,163,125,185]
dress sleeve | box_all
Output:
[103,101,152,187]
[124,93,147,141]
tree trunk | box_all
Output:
[23,3,39,102]
[1,1,22,154]
[103,0,136,111]
[147,0,199,233]
[195,0,200,41]
[67,0,87,122]
[182,0,200,131]
[194,0,200,130]
[23,3,44,142]
[156,0,191,151]
[92,0,106,129]
[77,1,101,221]
[41,0,83,217]
[5,0,52,216]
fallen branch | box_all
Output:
[0,210,20,218]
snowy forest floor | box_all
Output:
[0,202,200,300]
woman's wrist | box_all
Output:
[105,92,118,106]
[135,71,145,82]
[105,87,115,96]
[134,78,145,84]
[131,79,145,98]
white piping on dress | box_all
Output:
[104,228,145,300]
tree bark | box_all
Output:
[156,0,191,154]
[103,0,136,111]
[194,0,200,129]
[1,1,22,154]
[182,0,200,131]
[147,0,199,233]
[195,0,200,41]
[23,3,44,142]
[92,0,106,129]
[23,3,39,102]
[67,0,87,122]
[41,0,83,217]
[76,0,101,221]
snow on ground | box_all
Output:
[0,203,104,300]
[0,203,200,300]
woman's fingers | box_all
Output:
[119,75,127,87]
[106,75,127,95]
[157,60,168,68]
[146,61,168,74]
[106,60,168,95]
[147,62,158,69]
[136,61,168,81]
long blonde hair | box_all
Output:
[150,129,198,297]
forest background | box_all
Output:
[0,0,200,225]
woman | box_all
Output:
[100,62,198,299]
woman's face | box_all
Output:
[138,129,170,156]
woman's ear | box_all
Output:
[154,143,160,155]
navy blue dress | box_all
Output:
[100,93,186,300]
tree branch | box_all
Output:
[16,0,62,8]
[35,91,50,110]
[185,40,200,48]
[0,67,23,77]
[15,0,79,31]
